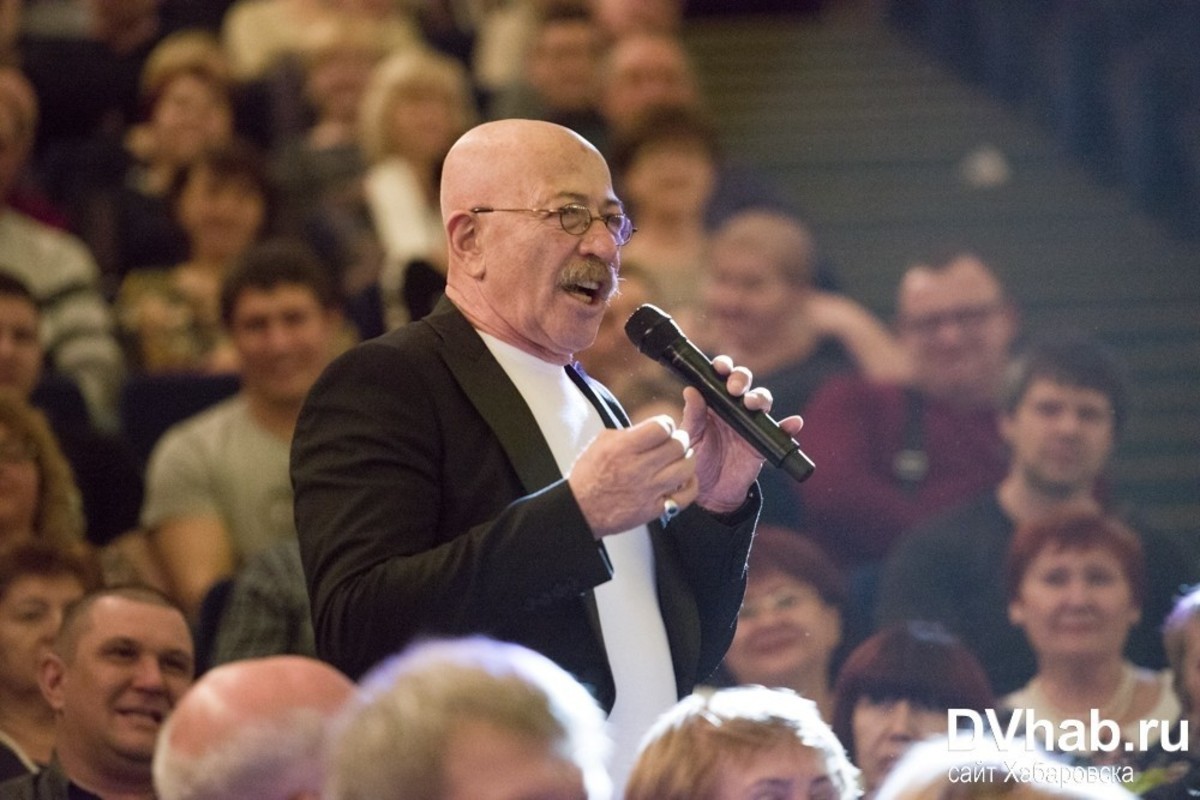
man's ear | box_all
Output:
[40,652,68,712]
[446,211,484,278]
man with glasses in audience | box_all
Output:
[292,118,802,790]
[799,251,1019,569]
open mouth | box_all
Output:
[563,279,606,305]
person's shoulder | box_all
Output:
[148,395,247,460]
[0,209,97,278]
[903,490,1007,547]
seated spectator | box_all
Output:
[1140,586,1200,798]
[0,540,100,782]
[0,586,194,799]
[153,655,354,800]
[719,527,845,722]
[207,538,315,666]
[0,393,84,550]
[1003,511,1179,763]
[325,636,611,800]
[141,240,343,618]
[610,106,719,312]
[57,30,236,282]
[625,685,859,800]
[487,1,606,148]
[314,47,474,330]
[116,138,271,373]
[800,250,1017,568]
[270,16,385,235]
[832,621,993,799]
[596,32,792,224]
[0,270,143,549]
[0,67,126,429]
[702,210,906,528]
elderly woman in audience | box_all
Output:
[321,47,475,333]
[271,16,387,234]
[0,539,100,781]
[115,138,271,373]
[832,621,993,799]
[1003,511,1179,763]
[720,526,846,722]
[0,395,84,549]
[626,685,860,800]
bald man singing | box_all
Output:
[152,656,354,800]
[291,119,803,785]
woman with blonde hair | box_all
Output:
[350,48,477,329]
[0,394,84,548]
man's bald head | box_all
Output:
[154,656,354,800]
[440,119,606,224]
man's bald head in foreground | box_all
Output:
[153,655,355,800]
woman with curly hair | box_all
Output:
[0,393,84,548]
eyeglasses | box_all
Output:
[738,587,818,621]
[471,204,636,246]
[900,301,1005,338]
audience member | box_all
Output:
[0,394,84,550]
[625,685,859,800]
[292,119,798,788]
[1002,511,1179,762]
[270,16,385,235]
[832,621,994,799]
[718,526,845,722]
[317,47,474,331]
[207,538,315,666]
[142,240,343,617]
[875,737,1137,800]
[0,67,126,429]
[610,106,718,311]
[0,271,143,548]
[153,655,354,800]
[325,636,611,800]
[487,2,606,148]
[0,540,100,782]
[1140,586,1200,799]
[115,138,271,373]
[701,210,908,528]
[878,334,1193,694]
[56,30,236,282]
[0,585,194,800]
[596,32,699,153]
[800,250,1018,568]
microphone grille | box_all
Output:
[624,304,682,358]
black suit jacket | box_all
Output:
[291,299,758,706]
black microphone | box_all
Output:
[624,304,815,483]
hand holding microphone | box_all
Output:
[624,305,815,491]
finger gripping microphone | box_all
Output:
[624,304,815,483]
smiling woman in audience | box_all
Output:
[0,539,100,781]
[720,526,846,722]
[1003,510,1179,763]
